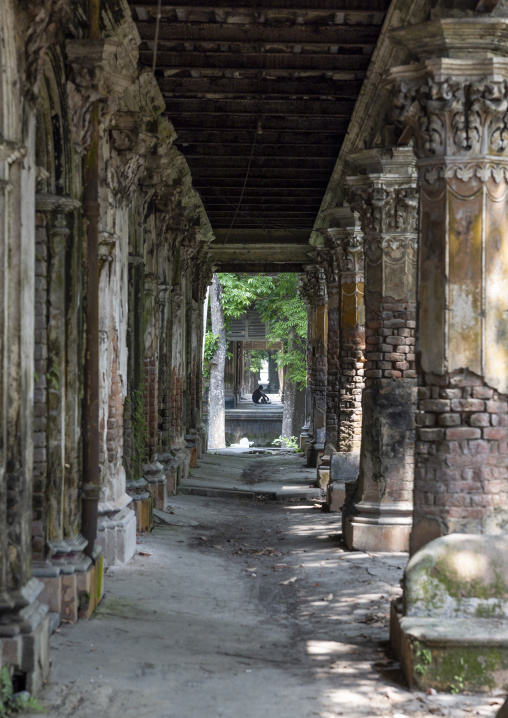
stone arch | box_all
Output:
[32,46,82,568]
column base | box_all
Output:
[34,543,105,624]
[391,533,508,693]
[315,455,330,489]
[307,442,324,468]
[97,502,137,567]
[326,481,346,512]
[391,598,508,692]
[344,501,412,551]
[0,578,50,693]
[144,462,167,510]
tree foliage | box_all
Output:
[205,272,307,389]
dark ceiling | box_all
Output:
[128,0,390,265]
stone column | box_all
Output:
[300,266,328,468]
[322,208,366,509]
[345,146,418,551]
[387,18,508,694]
[390,21,508,552]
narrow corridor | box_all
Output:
[30,454,502,718]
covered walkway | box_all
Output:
[34,454,500,718]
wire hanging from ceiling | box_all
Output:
[223,122,261,245]
[152,0,163,74]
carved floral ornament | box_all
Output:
[346,182,418,236]
[327,230,364,276]
[390,67,508,184]
[363,234,418,265]
[301,266,328,305]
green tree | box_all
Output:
[205,272,307,447]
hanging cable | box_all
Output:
[152,0,163,74]
[223,124,260,245]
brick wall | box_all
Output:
[32,218,49,559]
[364,299,417,382]
[415,370,508,533]
[338,338,365,454]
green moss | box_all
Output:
[431,559,508,601]
[412,642,505,692]
[475,602,503,618]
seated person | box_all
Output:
[252,385,270,404]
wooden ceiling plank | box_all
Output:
[164,99,355,115]
[158,77,363,96]
[130,0,389,11]
[141,50,371,71]
[137,21,380,45]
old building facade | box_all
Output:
[1,0,508,698]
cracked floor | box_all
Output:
[27,453,505,718]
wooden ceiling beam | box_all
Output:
[180,145,340,158]
[192,168,331,178]
[142,50,370,71]
[165,99,355,115]
[158,77,363,96]
[137,21,380,45]
[171,119,351,133]
[130,0,389,12]
[174,131,344,143]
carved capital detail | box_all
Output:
[363,234,417,265]
[66,39,138,155]
[347,183,419,236]
[300,265,328,305]
[108,112,157,203]
[389,59,508,186]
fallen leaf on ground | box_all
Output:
[322,593,333,601]
[245,567,257,572]
[213,545,223,549]
[138,551,152,557]
[200,536,208,541]
[279,576,297,585]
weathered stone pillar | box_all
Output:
[387,17,508,693]
[345,146,418,551]
[390,22,508,551]
[322,209,366,509]
[0,127,51,690]
[300,266,328,468]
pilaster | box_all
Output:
[388,17,508,693]
[300,266,328,468]
[345,145,418,552]
[322,208,365,509]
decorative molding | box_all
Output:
[301,265,328,305]
[347,183,419,236]
[35,193,80,213]
[108,112,157,203]
[65,39,139,155]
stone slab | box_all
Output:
[399,615,508,692]
[326,481,346,512]
[344,518,411,552]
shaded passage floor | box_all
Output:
[30,453,502,718]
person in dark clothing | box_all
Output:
[252,385,270,404]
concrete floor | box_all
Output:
[28,453,504,718]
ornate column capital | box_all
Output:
[66,38,139,155]
[388,20,508,186]
[300,265,328,306]
[346,146,418,267]
[108,112,157,203]
[325,207,364,281]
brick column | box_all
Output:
[300,266,328,468]
[324,209,366,507]
[386,18,508,694]
[345,146,418,551]
[389,23,508,553]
